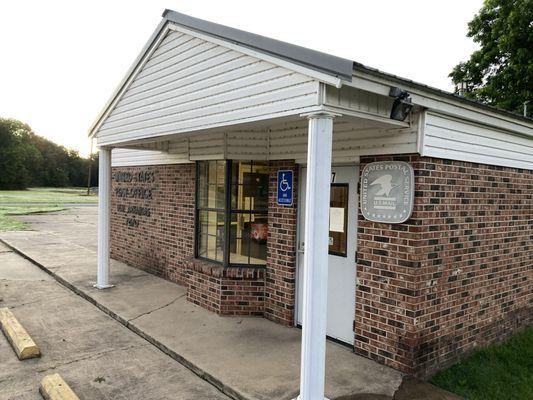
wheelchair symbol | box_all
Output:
[279,173,291,192]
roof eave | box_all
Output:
[89,10,354,139]
[162,9,354,82]
[89,9,531,141]
[88,19,169,138]
[352,62,533,125]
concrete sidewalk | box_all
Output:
[0,242,230,400]
[1,208,403,400]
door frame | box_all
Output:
[294,163,359,346]
[294,165,305,326]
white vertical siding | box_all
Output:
[424,113,533,169]
[96,29,320,146]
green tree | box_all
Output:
[87,152,99,187]
[0,119,43,189]
[0,118,97,189]
[450,0,533,115]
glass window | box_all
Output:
[196,160,268,266]
[196,161,226,263]
[329,184,348,257]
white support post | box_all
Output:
[95,146,113,289]
[298,113,335,400]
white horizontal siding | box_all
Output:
[424,113,533,169]
[324,85,395,120]
[168,138,189,155]
[96,29,320,146]
[112,124,416,166]
[112,147,189,167]
[189,132,225,160]
[269,120,417,162]
[226,132,268,160]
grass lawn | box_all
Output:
[0,206,66,231]
[430,328,533,400]
[0,187,97,205]
[0,187,97,231]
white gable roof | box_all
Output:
[89,10,533,148]
[89,11,356,140]
[93,26,331,145]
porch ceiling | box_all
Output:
[113,113,418,164]
[114,114,410,147]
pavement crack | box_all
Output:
[129,274,151,280]
[35,344,147,373]
[127,294,186,323]
[3,294,71,309]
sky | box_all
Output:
[0,0,482,157]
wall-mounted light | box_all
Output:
[389,87,413,121]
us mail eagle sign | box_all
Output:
[360,161,414,223]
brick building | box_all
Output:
[90,10,532,386]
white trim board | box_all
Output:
[349,71,533,138]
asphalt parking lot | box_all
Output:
[0,242,230,400]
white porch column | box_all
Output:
[298,113,335,400]
[95,146,113,289]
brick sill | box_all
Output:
[184,257,265,279]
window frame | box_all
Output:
[328,183,349,258]
[195,160,268,267]
[194,160,226,264]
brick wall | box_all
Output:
[111,157,531,376]
[187,270,221,313]
[356,158,421,372]
[111,161,298,319]
[110,164,195,285]
[356,154,533,377]
[265,161,299,325]
[184,259,265,316]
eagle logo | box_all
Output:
[370,175,397,197]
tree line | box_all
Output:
[450,0,532,116]
[0,118,97,190]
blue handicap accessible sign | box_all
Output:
[277,170,293,206]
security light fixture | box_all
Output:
[389,87,413,121]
